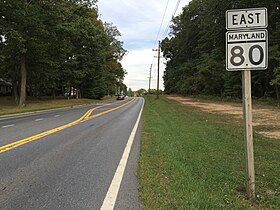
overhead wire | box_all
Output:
[149,0,170,66]
[153,0,170,49]
[149,0,170,88]
[149,0,183,90]
[163,0,182,38]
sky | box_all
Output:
[97,0,191,91]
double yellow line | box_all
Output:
[0,98,135,154]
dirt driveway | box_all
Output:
[167,96,280,140]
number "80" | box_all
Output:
[230,45,264,66]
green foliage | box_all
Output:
[162,0,280,99]
[0,0,126,101]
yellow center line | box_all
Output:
[86,98,135,120]
[0,98,135,154]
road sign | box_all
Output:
[226,8,267,30]
[226,29,268,71]
[225,7,268,200]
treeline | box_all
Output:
[161,0,280,99]
[0,0,127,106]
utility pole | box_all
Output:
[153,41,161,99]
[157,41,160,99]
[148,64,152,94]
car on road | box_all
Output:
[116,94,125,100]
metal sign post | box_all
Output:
[226,7,268,200]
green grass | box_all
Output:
[139,95,280,209]
[0,96,114,116]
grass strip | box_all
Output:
[139,95,280,209]
[0,96,114,116]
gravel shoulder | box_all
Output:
[167,96,280,140]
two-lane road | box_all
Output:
[0,97,144,209]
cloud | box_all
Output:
[97,0,191,91]
[98,0,175,50]
[122,49,165,91]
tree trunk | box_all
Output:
[12,65,19,104]
[52,88,56,99]
[67,86,70,100]
[12,80,19,104]
[19,56,27,107]
[76,89,79,99]
[276,84,279,101]
[107,83,110,96]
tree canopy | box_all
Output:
[161,0,280,99]
[0,0,126,105]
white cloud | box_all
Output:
[97,0,191,91]
[122,49,165,91]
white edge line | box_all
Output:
[2,124,15,128]
[100,98,144,210]
[34,118,43,122]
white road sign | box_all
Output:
[225,8,268,199]
[226,8,267,30]
[226,29,268,71]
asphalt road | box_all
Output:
[0,97,144,210]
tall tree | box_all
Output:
[162,0,280,99]
[0,0,127,102]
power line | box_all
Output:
[163,0,182,38]
[148,0,170,90]
[149,0,183,91]
[153,0,170,49]
[150,0,170,67]
[172,0,182,17]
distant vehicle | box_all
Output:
[116,94,125,100]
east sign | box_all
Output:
[226,8,268,30]
[226,8,268,71]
